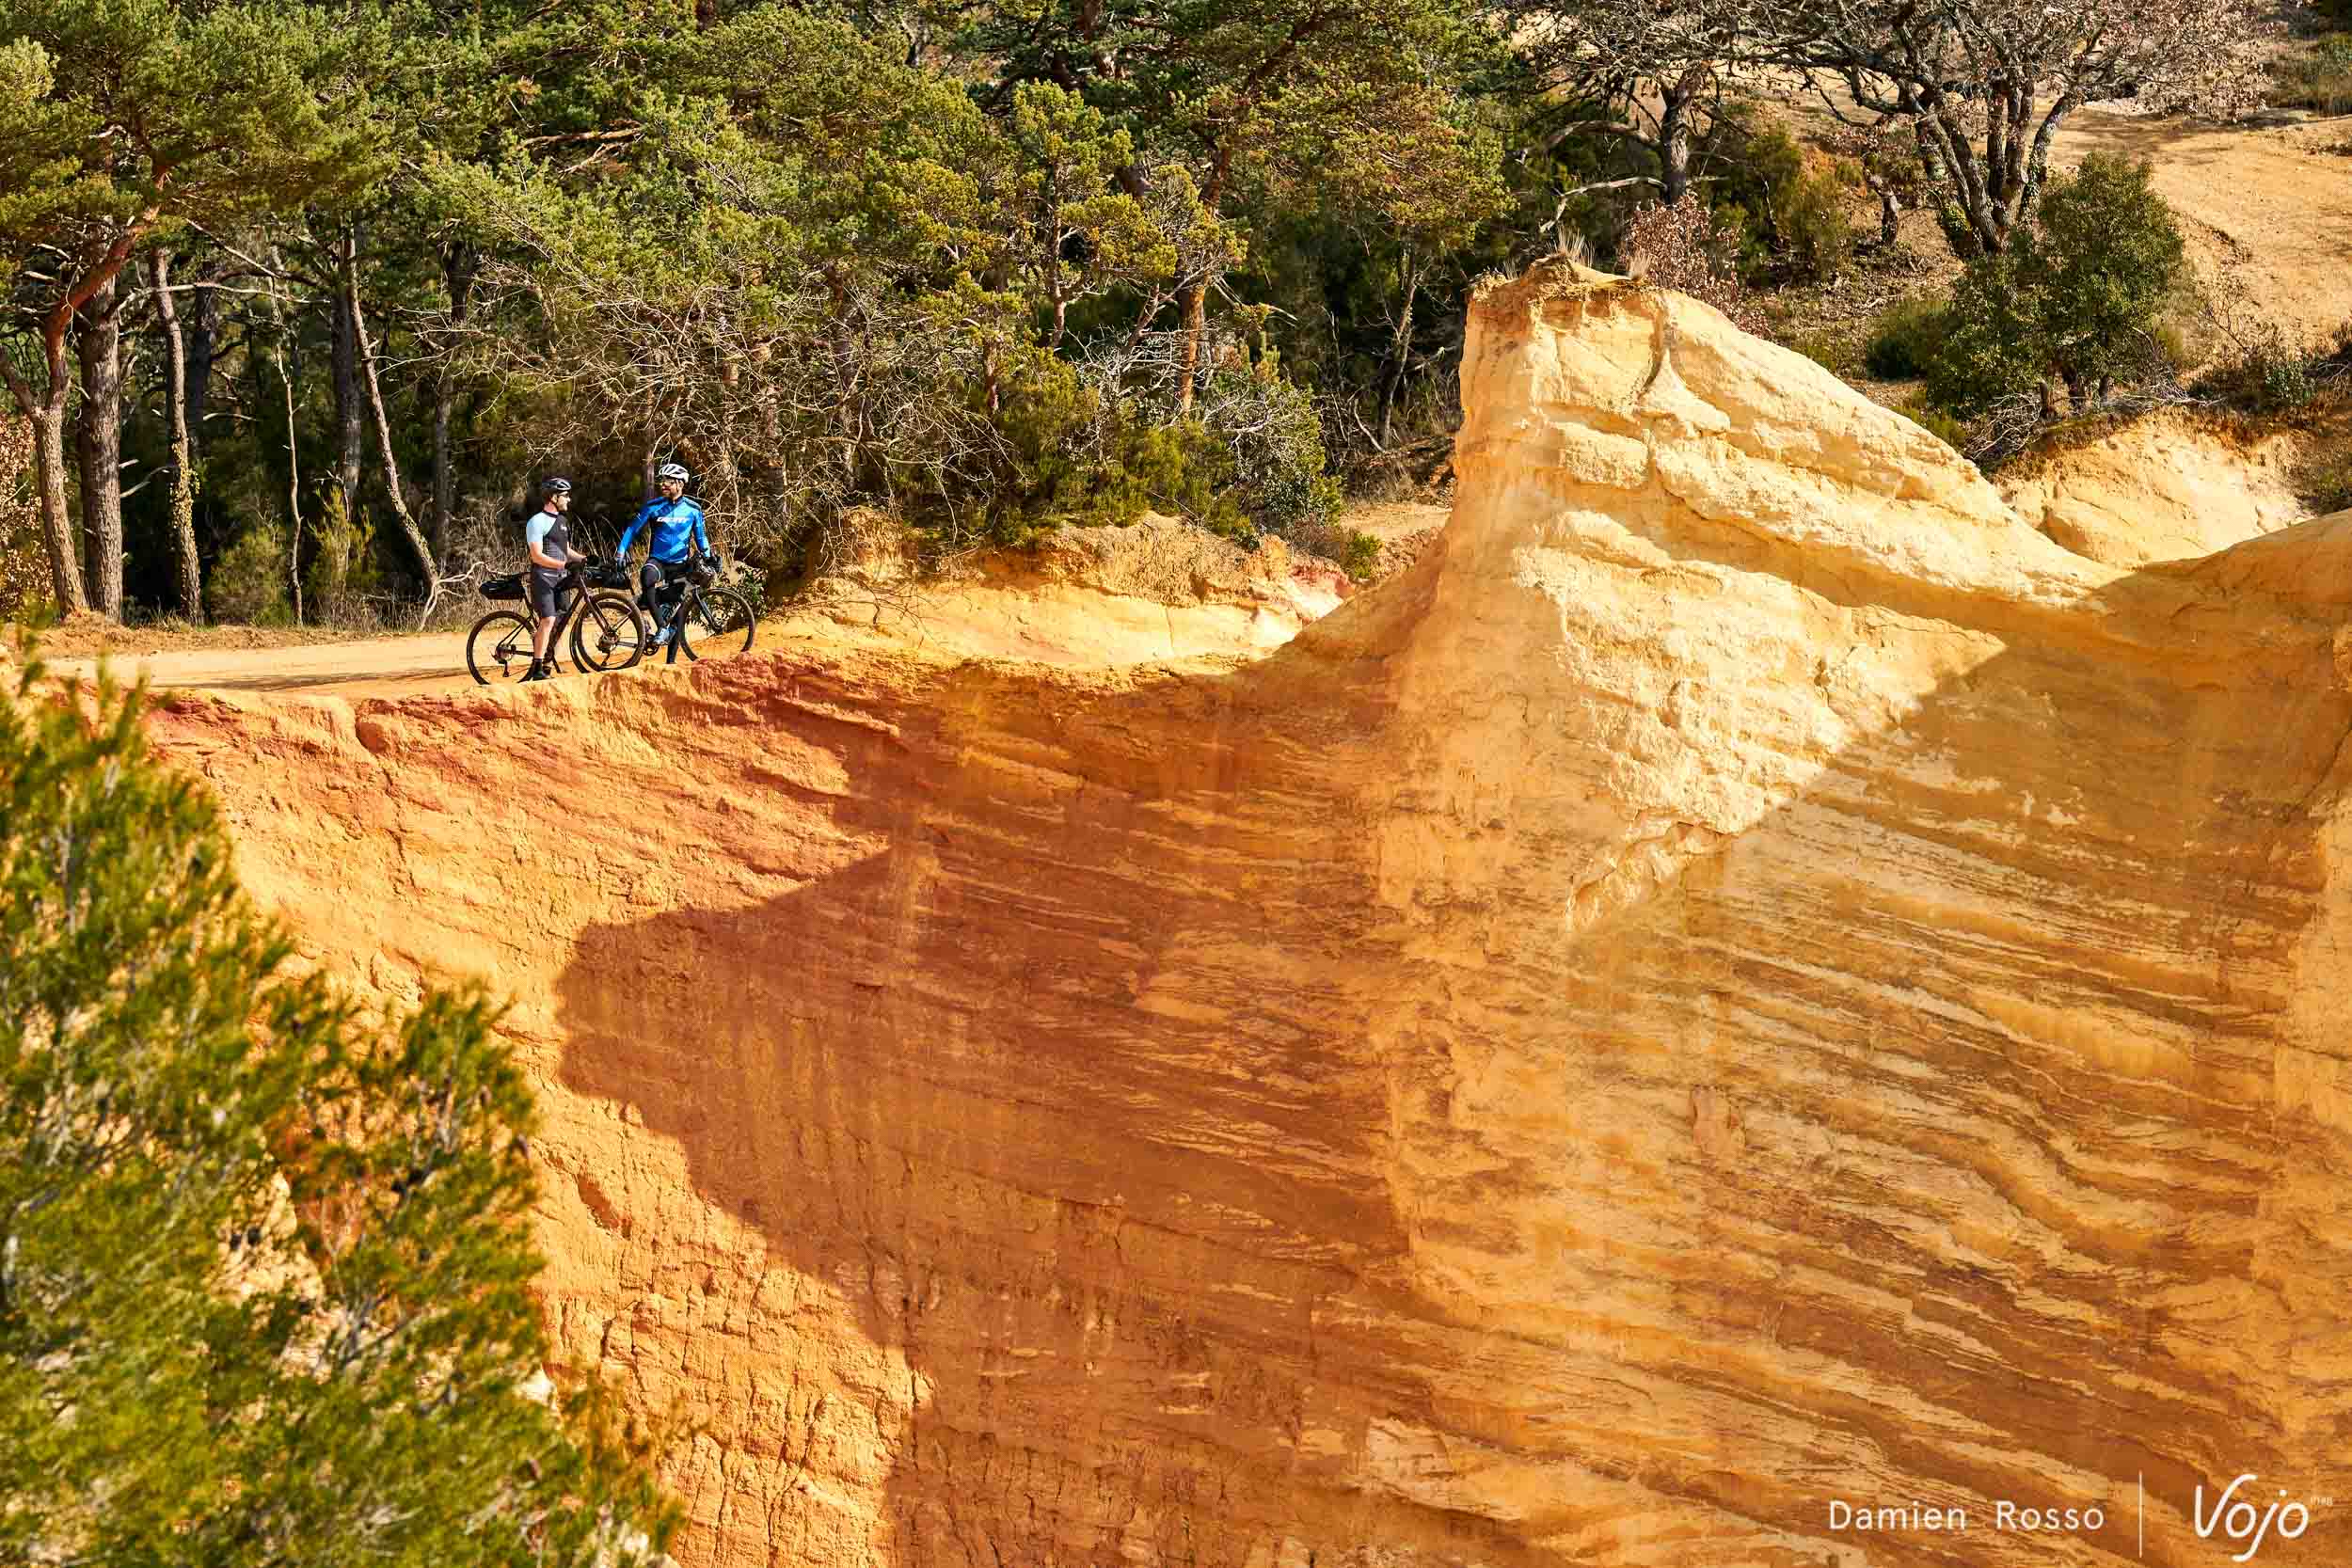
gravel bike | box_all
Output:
[467,557,648,685]
[644,548,757,663]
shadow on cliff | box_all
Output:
[547,509,2352,1567]
[546,617,1502,1566]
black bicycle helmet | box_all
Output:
[542,476,574,496]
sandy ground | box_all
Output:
[1778,93,2352,348]
[45,628,760,698]
[2053,109,2352,346]
[1344,501,1451,540]
[35,511,1386,697]
[49,631,471,696]
[38,574,1336,698]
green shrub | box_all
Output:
[1709,125,1856,284]
[2199,331,2320,413]
[2151,309,2209,374]
[1923,275,2044,416]
[303,491,381,627]
[1789,330,1854,376]
[1200,357,1343,539]
[209,522,292,626]
[923,350,1240,546]
[909,342,1341,550]
[1899,395,1972,454]
[1864,295,1947,379]
[721,555,771,619]
[1925,153,2187,417]
[2259,351,2318,412]
[1335,530,1382,582]
[2303,455,2352,514]
[1772,165,1857,284]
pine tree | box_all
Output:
[0,645,679,1567]
[0,0,373,618]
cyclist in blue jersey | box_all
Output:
[616,463,711,643]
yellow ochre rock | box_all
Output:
[147,262,2352,1568]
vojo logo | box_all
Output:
[2191,1476,2324,1561]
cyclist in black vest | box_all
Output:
[522,477,588,683]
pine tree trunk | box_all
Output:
[29,397,87,614]
[2,329,88,616]
[185,265,218,446]
[151,250,204,620]
[430,397,453,557]
[1173,279,1208,416]
[431,244,476,556]
[282,341,304,626]
[330,227,364,525]
[1379,253,1420,449]
[264,252,305,626]
[74,275,124,622]
[1172,151,1232,417]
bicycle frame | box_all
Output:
[472,560,645,683]
[534,567,599,669]
[654,579,712,663]
[644,559,722,663]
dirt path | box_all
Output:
[53,631,480,696]
[2052,109,2352,346]
[37,511,1396,696]
[48,630,763,697]
[1775,91,2352,346]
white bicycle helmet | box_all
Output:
[657,463,689,483]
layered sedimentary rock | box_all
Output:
[146,263,2352,1568]
[1996,408,2311,566]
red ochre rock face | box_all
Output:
[144,262,2352,1568]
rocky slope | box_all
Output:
[141,262,2352,1567]
[1996,409,2313,567]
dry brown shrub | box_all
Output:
[1621,201,1758,330]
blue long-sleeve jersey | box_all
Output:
[618,496,709,563]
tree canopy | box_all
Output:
[0,0,2311,623]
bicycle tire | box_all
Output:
[467,610,541,686]
[570,591,648,673]
[693,586,757,654]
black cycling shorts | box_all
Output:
[527,568,568,618]
[640,557,697,610]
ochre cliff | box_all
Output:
[1994,409,2312,567]
[140,263,2352,1567]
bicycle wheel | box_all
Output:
[467,610,541,686]
[693,586,757,654]
[570,591,648,673]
